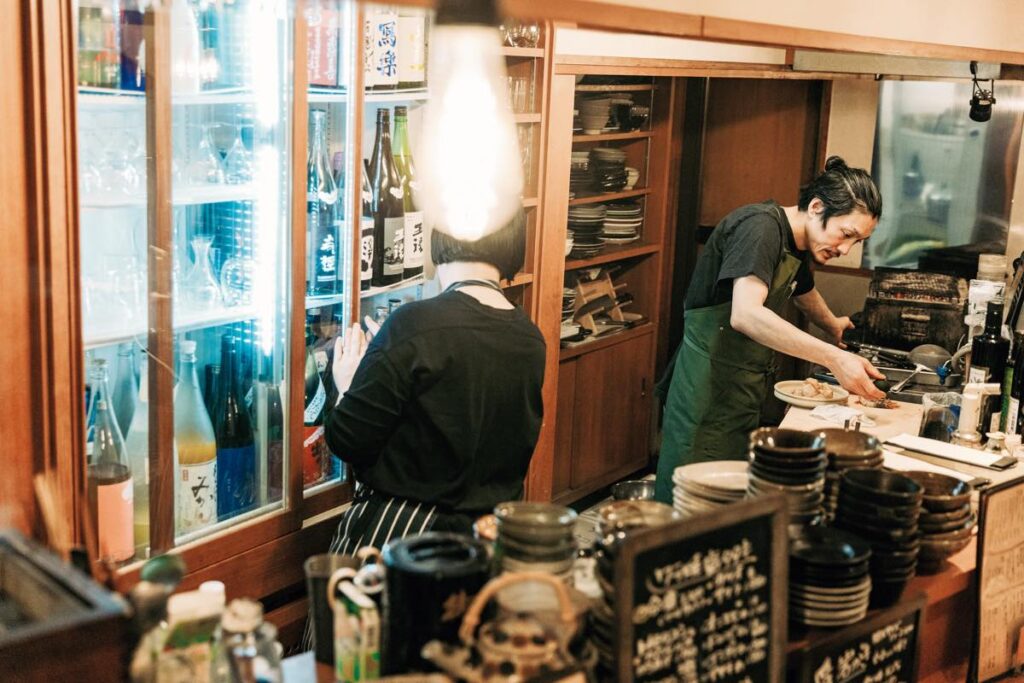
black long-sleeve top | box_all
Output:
[324,290,546,515]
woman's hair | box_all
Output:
[798,155,882,225]
[430,209,527,281]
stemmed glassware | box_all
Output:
[187,123,226,185]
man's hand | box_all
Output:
[829,350,886,399]
[822,315,855,348]
[332,323,369,403]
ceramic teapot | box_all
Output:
[422,572,578,682]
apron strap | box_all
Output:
[443,279,503,294]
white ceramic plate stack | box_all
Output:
[601,201,643,244]
[671,461,749,517]
[577,97,612,134]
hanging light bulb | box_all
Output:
[416,0,523,241]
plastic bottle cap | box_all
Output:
[181,340,197,354]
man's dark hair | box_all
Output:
[430,209,526,281]
[798,155,882,225]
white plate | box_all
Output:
[774,380,849,408]
[672,461,749,491]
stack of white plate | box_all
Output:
[671,461,749,517]
[602,201,642,244]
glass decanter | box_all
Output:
[181,235,222,310]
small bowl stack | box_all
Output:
[672,461,748,517]
[903,471,975,573]
[569,151,592,197]
[819,429,884,522]
[589,148,628,193]
[834,469,923,607]
[577,97,612,134]
[591,501,680,677]
[747,428,828,527]
[494,502,578,583]
[567,205,606,259]
[789,526,872,628]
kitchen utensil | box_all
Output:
[891,362,930,393]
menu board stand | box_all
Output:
[971,476,1024,682]
[613,495,789,683]
[787,593,925,683]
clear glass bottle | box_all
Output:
[175,339,218,534]
[112,342,139,440]
[182,235,223,310]
[124,358,150,556]
[393,106,423,279]
[307,110,340,296]
[86,358,135,563]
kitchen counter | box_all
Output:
[780,399,1024,682]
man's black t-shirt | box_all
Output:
[324,290,546,515]
[684,200,814,311]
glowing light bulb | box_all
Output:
[416,1,523,242]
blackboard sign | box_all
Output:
[614,495,788,683]
[787,593,925,683]
[972,476,1024,682]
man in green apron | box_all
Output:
[655,157,886,503]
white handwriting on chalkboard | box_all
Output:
[633,539,768,681]
[811,616,915,683]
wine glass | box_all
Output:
[223,125,254,185]
[186,124,226,186]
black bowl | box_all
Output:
[792,569,872,589]
[790,526,872,567]
[836,491,921,522]
[870,552,919,574]
[751,450,827,470]
[920,503,971,525]
[750,461,826,486]
[820,429,882,459]
[833,517,920,546]
[840,468,924,506]
[835,504,918,531]
[750,427,827,456]
[870,578,909,608]
[919,511,975,534]
[901,471,973,512]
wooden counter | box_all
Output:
[778,400,1013,682]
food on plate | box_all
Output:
[853,395,899,410]
[789,378,835,400]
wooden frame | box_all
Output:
[971,475,1024,682]
[612,494,789,683]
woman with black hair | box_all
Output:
[323,209,545,553]
[654,156,887,503]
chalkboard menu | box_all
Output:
[973,476,1024,682]
[787,594,925,683]
[614,495,788,683]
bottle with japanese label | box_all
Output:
[215,335,257,519]
[364,6,399,90]
[333,150,348,293]
[307,109,339,295]
[303,327,329,486]
[368,108,404,286]
[175,339,218,533]
[86,358,135,563]
[393,106,423,279]
[397,7,427,90]
[360,160,375,291]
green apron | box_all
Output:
[654,238,802,503]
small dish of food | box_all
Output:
[774,378,849,408]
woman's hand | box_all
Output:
[333,323,369,402]
[829,350,886,399]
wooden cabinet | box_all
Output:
[553,330,654,502]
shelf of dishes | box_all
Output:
[568,188,650,207]
[84,303,258,350]
[80,184,259,209]
[572,131,652,143]
[564,243,659,271]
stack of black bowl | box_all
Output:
[903,471,976,573]
[819,429,884,522]
[789,526,872,628]
[747,428,828,528]
[834,469,923,607]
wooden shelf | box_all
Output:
[514,113,542,124]
[564,243,660,270]
[575,83,654,92]
[502,272,534,289]
[522,197,539,208]
[501,47,544,58]
[568,188,650,206]
[559,322,655,361]
[572,131,652,143]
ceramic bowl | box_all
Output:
[751,450,827,470]
[920,502,971,525]
[790,526,872,567]
[597,500,680,535]
[611,480,656,501]
[819,428,882,459]
[920,511,975,534]
[836,492,921,522]
[840,468,924,506]
[750,427,827,457]
[901,471,973,512]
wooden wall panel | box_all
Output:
[698,78,823,228]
